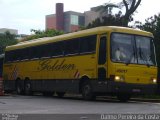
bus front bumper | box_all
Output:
[108,82,157,94]
[92,81,157,95]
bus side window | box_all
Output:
[0,56,4,77]
[98,36,107,65]
[28,46,38,59]
[52,41,64,57]
[18,49,22,60]
[4,51,10,62]
[14,50,20,61]
[4,52,8,62]
[79,35,96,54]
[21,48,29,60]
[33,45,44,59]
[42,44,52,58]
[64,39,79,55]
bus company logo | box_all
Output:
[116,69,127,73]
[37,59,76,71]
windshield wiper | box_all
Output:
[138,47,150,67]
[125,46,136,65]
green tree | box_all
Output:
[95,3,119,15]
[86,12,123,28]
[135,14,160,68]
[87,0,141,28]
[0,31,17,54]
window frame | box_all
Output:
[4,34,97,63]
[110,32,156,66]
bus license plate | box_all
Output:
[132,89,141,92]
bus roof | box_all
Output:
[5,26,153,51]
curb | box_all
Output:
[131,98,160,103]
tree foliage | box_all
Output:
[0,29,64,54]
[0,31,17,54]
[86,13,123,28]
[21,29,64,41]
[135,14,160,68]
[95,3,119,15]
[86,0,141,28]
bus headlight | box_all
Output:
[151,78,157,83]
[115,75,124,82]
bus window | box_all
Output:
[42,44,52,58]
[30,46,41,59]
[21,48,29,60]
[79,35,97,54]
[64,39,79,55]
[52,41,64,57]
[13,50,21,61]
[98,36,107,65]
[111,33,156,66]
[135,36,156,66]
[0,54,4,78]
[111,33,134,63]
[4,51,11,62]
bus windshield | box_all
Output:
[111,33,156,66]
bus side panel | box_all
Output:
[4,54,97,93]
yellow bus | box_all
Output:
[3,26,157,101]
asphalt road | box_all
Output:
[0,94,160,120]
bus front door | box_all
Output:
[98,35,107,81]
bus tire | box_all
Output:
[82,81,96,101]
[24,80,32,96]
[16,80,24,95]
[117,94,131,102]
[56,92,65,98]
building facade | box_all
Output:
[45,14,57,30]
[45,3,101,33]
[64,11,85,32]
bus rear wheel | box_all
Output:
[24,80,32,96]
[16,80,24,95]
[82,81,96,101]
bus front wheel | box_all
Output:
[82,81,96,100]
[43,92,53,96]
[56,92,65,98]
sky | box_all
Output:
[0,0,160,35]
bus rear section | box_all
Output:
[0,54,4,95]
